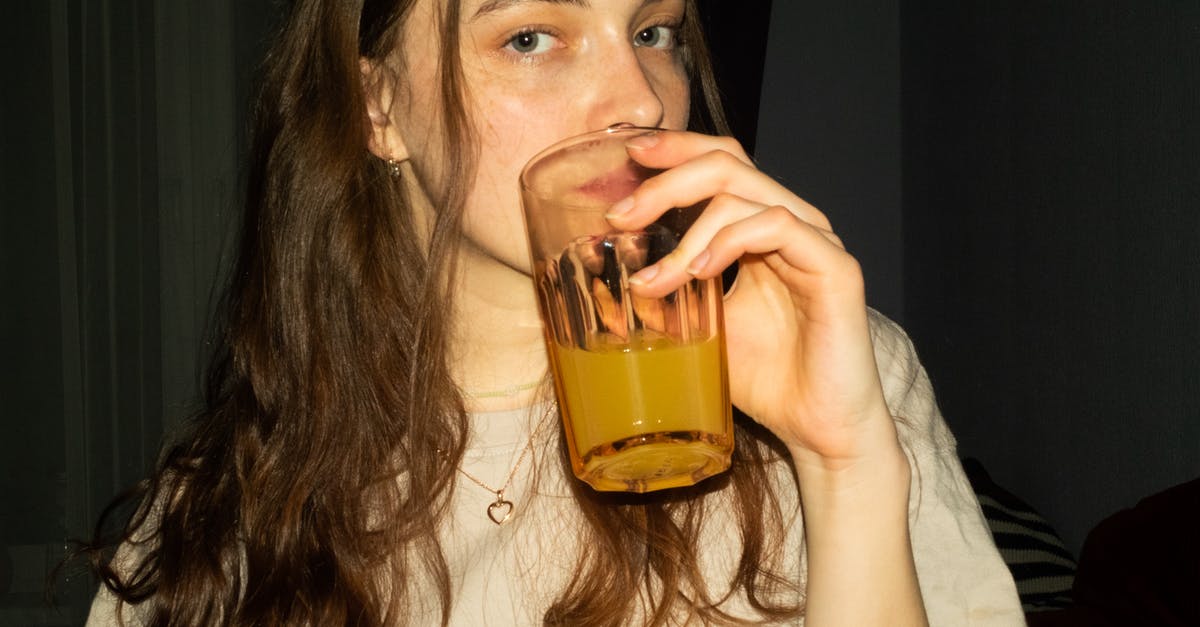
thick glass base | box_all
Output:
[575,431,732,492]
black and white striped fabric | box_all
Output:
[961,457,1077,612]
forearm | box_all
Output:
[792,426,928,627]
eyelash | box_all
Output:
[502,24,563,59]
[500,18,685,60]
[635,18,685,50]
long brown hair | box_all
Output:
[87,1,802,624]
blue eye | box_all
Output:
[634,25,675,49]
[507,30,556,55]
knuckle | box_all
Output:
[765,205,797,227]
[812,253,864,295]
[708,191,740,212]
[708,220,741,249]
[833,253,865,284]
[811,209,834,232]
[714,135,750,161]
[701,147,746,175]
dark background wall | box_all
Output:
[757,1,904,322]
[755,1,1200,555]
[900,2,1200,554]
[2,2,271,623]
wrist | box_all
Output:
[795,430,926,627]
[785,409,910,490]
[791,442,911,509]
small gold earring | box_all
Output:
[387,158,401,178]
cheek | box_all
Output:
[651,62,691,130]
[473,85,577,160]
[662,85,690,130]
[460,96,567,269]
[468,90,577,207]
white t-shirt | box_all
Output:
[88,312,1025,625]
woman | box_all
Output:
[87,0,1022,624]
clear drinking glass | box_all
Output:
[520,126,733,493]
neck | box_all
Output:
[396,162,551,412]
[450,243,550,413]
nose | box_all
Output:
[584,42,667,130]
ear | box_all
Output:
[360,58,410,162]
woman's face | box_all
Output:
[391,0,692,274]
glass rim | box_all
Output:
[518,124,664,202]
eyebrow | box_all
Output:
[472,0,590,21]
[471,0,663,22]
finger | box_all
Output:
[607,146,832,233]
[818,227,846,251]
[625,193,770,294]
[628,198,848,297]
[631,205,858,299]
[694,206,861,289]
[624,130,755,168]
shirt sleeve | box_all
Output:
[868,310,1026,626]
[85,543,151,627]
[86,583,132,627]
[85,495,162,627]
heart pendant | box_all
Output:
[487,497,514,525]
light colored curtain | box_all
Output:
[0,1,264,622]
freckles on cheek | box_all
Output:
[654,70,691,129]
[467,95,561,221]
[476,95,570,160]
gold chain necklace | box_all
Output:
[463,378,545,400]
[455,402,556,525]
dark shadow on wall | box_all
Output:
[698,0,772,156]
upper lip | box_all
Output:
[575,167,642,203]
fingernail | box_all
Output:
[626,133,661,150]
[628,263,660,286]
[606,196,635,218]
[685,250,711,275]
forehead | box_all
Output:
[465,0,668,19]
[472,0,591,13]
[393,0,686,62]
